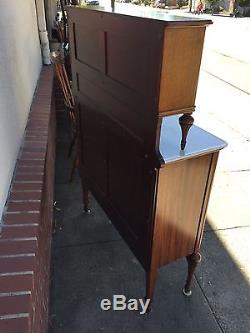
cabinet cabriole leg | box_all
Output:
[183,252,201,296]
[179,113,194,150]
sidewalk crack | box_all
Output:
[194,274,225,333]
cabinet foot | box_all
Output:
[183,252,201,296]
[182,287,192,297]
[179,113,194,150]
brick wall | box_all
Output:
[0,66,55,333]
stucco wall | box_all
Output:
[0,0,42,221]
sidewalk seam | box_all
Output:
[194,274,225,333]
[54,238,122,250]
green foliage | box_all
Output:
[177,0,188,8]
[141,0,152,5]
[205,0,219,6]
[205,0,220,12]
[238,0,250,6]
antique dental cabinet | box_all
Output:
[67,6,227,305]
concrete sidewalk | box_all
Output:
[49,12,250,332]
[49,81,250,332]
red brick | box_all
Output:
[0,294,32,316]
[28,113,49,119]
[24,136,47,142]
[31,102,51,109]
[32,101,50,107]
[37,86,51,93]
[22,148,46,155]
[0,274,33,293]
[0,240,37,256]
[27,118,48,124]
[38,72,51,78]
[29,109,50,117]
[15,174,44,182]
[4,213,40,225]
[25,129,48,136]
[29,109,50,115]
[9,192,42,201]
[34,84,52,92]
[0,317,30,333]
[35,90,51,97]
[0,226,38,239]
[12,183,43,192]
[25,130,48,138]
[20,152,46,160]
[18,160,44,167]
[27,114,49,121]
[0,257,35,274]
[23,142,47,152]
[26,125,48,132]
[27,120,49,126]
[0,67,54,333]
[23,137,47,144]
[32,100,51,107]
[38,81,52,89]
[7,202,41,213]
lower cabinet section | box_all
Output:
[78,104,226,308]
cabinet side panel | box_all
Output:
[155,154,212,266]
[158,26,205,114]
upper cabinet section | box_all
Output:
[68,7,211,115]
[67,6,211,148]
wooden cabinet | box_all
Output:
[67,6,226,308]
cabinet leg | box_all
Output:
[183,252,201,296]
[82,181,91,213]
[145,267,158,312]
[179,113,194,150]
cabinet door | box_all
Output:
[108,128,154,242]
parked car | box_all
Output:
[85,0,100,5]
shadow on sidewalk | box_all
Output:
[49,112,249,333]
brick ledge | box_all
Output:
[0,66,55,333]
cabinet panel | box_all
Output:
[106,32,149,93]
[108,129,154,241]
[75,24,101,71]
[154,154,212,265]
[159,26,205,114]
[80,107,108,196]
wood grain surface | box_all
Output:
[159,26,206,114]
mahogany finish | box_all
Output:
[67,6,225,307]
[179,113,194,150]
